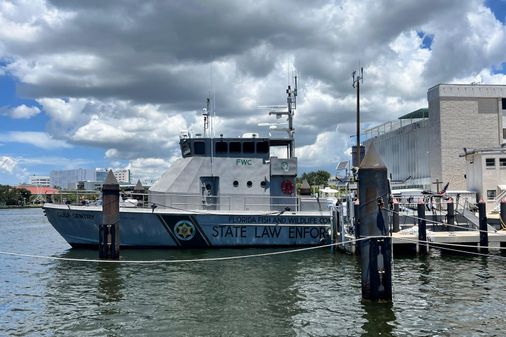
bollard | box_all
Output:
[446,198,454,232]
[392,199,400,233]
[478,199,488,254]
[358,144,392,302]
[500,198,506,231]
[417,200,427,255]
[99,170,120,259]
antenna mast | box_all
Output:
[268,76,297,158]
[202,97,210,137]
[352,67,364,167]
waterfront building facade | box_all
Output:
[28,175,50,187]
[462,147,506,211]
[365,84,506,191]
[96,168,131,184]
[50,168,96,189]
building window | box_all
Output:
[500,158,506,168]
[502,98,506,110]
[485,158,495,168]
[487,190,496,200]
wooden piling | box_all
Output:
[392,199,400,233]
[99,170,120,259]
[358,144,392,302]
[478,199,488,254]
[417,201,427,255]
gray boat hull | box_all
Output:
[43,204,332,248]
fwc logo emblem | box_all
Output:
[174,220,196,241]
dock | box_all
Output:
[338,230,506,254]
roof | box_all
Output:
[398,108,428,120]
[16,185,59,195]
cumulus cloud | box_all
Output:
[0,131,72,149]
[1,104,41,119]
[0,0,505,177]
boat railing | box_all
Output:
[45,190,334,212]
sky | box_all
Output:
[1,0,506,185]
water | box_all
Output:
[1,208,505,336]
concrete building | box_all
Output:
[462,147,506,210]
[96,169,131,184]
[365,84,506,191]
[28,175,50,187]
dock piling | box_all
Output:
[501,198,506,230]
[478,199,488,254]
[358,144,392,302]
[99,170,120,259]
[417,201,427,255]
[446,198,454,232]
[392,199,400,233]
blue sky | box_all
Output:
[1,0,506,185]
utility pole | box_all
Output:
[352,67,364,167]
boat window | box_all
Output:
[247,181,252,188]
[194,141,206,155]
[260,181,267,188]
[243,141,254,153]
[256,141,269,153]
[215,141,228,153]
[233,180,239,187]
[230,142,241,153]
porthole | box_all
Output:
[247,181,252,188]
[260,181,267,188]
[233,180,239,187]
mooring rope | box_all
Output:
[0,237,372,264]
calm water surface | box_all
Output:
[1,208,505,336]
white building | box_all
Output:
[113,169,131,184]
[29,175,50,187]
[96,168,131,184]
[365,84,506,191]
[462,147,506,210]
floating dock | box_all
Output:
[338,230,506,254]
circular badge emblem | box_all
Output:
[281,161,289,172]
[174,220,196,241]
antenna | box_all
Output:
[202,97,210,137]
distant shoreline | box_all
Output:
[0,205,43,209]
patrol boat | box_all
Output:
[43,81,333,248]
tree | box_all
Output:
[301,170,331,187]
[0,185,32,206]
